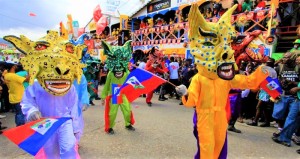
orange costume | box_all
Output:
[177,4,276,159]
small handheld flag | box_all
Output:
[3,117,71,156]
[260,77,282,99]
[119,68,166,102]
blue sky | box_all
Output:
[0,0,102,40]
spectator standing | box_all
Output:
[247,58,275,127]
[228,88,243,133]
[4,62,29,126]
[168,56,180,100]
[180,59,196,105]
[272,52,299,138]
[15,65,29,89]
[272,55,300,147]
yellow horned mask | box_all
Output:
[189,4,237,80]
[4,31,86,96]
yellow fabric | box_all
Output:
[4,73,26,104]
[182,66,268,159]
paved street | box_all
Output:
[0,86,300,159]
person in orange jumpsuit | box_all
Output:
[176,4,277,159]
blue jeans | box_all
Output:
[272,96,296,120]
[11,103,25,126]
[279,100,300,143]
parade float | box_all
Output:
[79,0,299,64]
[0,42,22,63]
[129,0,279,63]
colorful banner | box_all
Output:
[59,22,69,40]
[67,14,73,34]
[72,21,79,38]
[89,21,96,31]
[147,0,171,13]
[105,0,121,15]
[120,15,129,30]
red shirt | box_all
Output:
[256,1,266,9]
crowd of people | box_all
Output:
[1,49,300,153]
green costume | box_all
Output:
[242,0,252,12]
[100,41,134,134]
[84,59,100,104]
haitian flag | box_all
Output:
[3,117,71,156]
[260,77,282,99]
[112,84,123,104]
[119,68,166,102]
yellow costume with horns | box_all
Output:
[177,4,276,159]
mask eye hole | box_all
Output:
[66,44,74,53]
[35,44,48,51]
[203,42,213,46]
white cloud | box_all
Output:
[0,0,102,40]
[0,26,59,40]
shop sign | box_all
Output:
[147,0,171,13]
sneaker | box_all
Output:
[89,101,95,106]
[292,135,300,146]
[228,126,242,133]
[272,136,291,147]
[247,121,258,126]
[179,102,183,105]
[237,117,244,123]
[259,122,270,127]
[258,118,265,122]
[0,131,2,135]
[0,126,7,130]
[125,125,135,131]
[296,149,300,154]
[162,96,168,100]
[107,128,114,135]
[147,102,152,107]
[0,115,6,119]
[158,98,166,101]
[95,97,101,100]
[273,130,281,138]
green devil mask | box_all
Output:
[4,31,86,96]
[102,41,132,77]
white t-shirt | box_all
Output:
[169,62,179,79]
[138,62,146,69]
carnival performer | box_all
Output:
[73,74,89,143]
[4,31,86,159]
[100,41,135,134]
[175,4,277,159]
[84,60,99,106]
[144,47,168,106]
